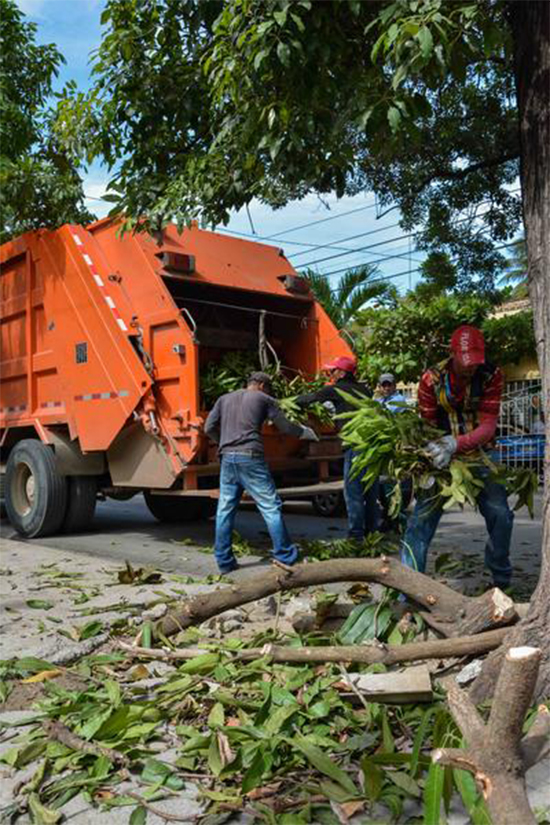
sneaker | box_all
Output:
[218,561,240,574]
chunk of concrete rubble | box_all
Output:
[283,596,312,617]
[142,603,168,621]
[456,658,483,685]
[0,633,110,667]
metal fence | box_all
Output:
[495,379,545,476]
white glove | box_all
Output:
[425,435,457,469]
[300,425,320,442]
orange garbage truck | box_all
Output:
[0,218,353,537]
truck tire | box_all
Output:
[5,440,68,538]
[311,491,346,517]
[0,474,6,520]
[62,476,98,533]
[144,492,216,523]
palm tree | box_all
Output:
[500,236,528,298]
[303,264,393,329]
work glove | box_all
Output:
[425,435,457,469]
[300,425,320,442]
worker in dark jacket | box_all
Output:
[296,356,379,540]
[205,371,319,573]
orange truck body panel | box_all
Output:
[1,219,354,487]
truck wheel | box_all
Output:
[5,440,68,537]
[144,492,216,522]
[0,474,6,519]
[311,491,346,517]
[62,476,98,533]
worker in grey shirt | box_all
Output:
[205,371,319,573]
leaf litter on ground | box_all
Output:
[0,584,499,825]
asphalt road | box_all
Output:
[1,492,542,594]
[1,495,349,578]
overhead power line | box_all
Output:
[263,201,379,238]
[287,221,402,259]
[315,238,520,282]
[300,190,523,273]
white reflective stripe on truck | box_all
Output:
[71,234,128,333]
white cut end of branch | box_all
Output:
[492,588,515,618]
[507,646,541,660]
[432,748,445,763]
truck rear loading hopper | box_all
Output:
[0,218,352,537]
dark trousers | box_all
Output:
[343,448,380,539]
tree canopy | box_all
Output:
[57,0,521,290]
[354,292,536,384]
[0,0,92,242]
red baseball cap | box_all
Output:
[450,325,485,367]
[322,355,357,373]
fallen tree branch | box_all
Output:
[433,647,548,825]
[150,558,517,641]
[521,704,550,768]
[119,628,508,667]
[122,790,193,823]
[43,720,129,767]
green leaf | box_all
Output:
[264,704,298,734]
[141,622,152,649]
[207,734,222,777]
[28,793,61,824]
[241,748,269,794]
[253,48,269,70]
[387,106,401,133]
[208,702,225,729]
[361,757,383,801]
[423,762,445,825]
[277,42,291,67]
[453,769,491,825]
[15,740,47,769]
[79,620,104,640]
[411,708,436,776]
[179,653,219,675]
[417,27,434,59]
[105,680,121,707]
[26,600,54,610]
[129,806,147,825]
[389,770,421,797]
[292,734,357,795]
[274,9,287,26]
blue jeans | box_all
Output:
[215,454,299,572]
[343,449,380,540]
[400,472,514,587]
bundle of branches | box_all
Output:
[201,352,333,427]
[300,531,398,561]
[337,392,538,517]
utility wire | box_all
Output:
[287,221,402,259]
[314,239,520,284]
[263,201,379,238]
[214,224,399,253]
[301,192,523,273]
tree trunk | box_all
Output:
[472,1,550,702]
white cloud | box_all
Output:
[83,174,111,219]
[15,0,47,16]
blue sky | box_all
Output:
[17,0,424,291]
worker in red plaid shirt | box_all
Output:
[400,325,514,590]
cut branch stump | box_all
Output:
[433,647,549,825]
